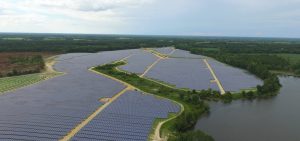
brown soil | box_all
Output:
[99,98,111,103]
[0,52,58,76]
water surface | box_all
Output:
[196,76,300,141]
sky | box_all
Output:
[0,0,299,38]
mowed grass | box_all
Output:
[2,37,25,40]
[201,48,220,52]
[277,54,300,64]
[43,38,66,41]
[0,73,61,94]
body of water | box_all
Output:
[196,76,300,141]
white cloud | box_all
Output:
[0,0,299,37]
[225,0,300,12]
[0,0,153,33]
[22,0,151,12]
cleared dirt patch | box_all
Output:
[0,52,58,77]
[99,97,111,103]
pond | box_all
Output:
[196,76,300,141]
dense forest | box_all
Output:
[0,34,174,52]
[177,42,300,76]
[174,39,300,76]
[1,33,299,53]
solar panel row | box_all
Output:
[120,50,158,74]
[207,59,263,92]
[153,47,174,54]
[72,90,180,141]
[145,58,218,90]
[0,48,259,140]
[0,49,181,140]
[0,50,135,140]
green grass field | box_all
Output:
[0,73,61,94]
[277,54,300,64]
[2,37,25,40]
[148,113,177,141]
[202,48,220,52]
[43,37,66,41]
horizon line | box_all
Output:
[0,32,299,40]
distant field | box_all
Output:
[2,37,25,40]
[277,54,300,64]
[43,37,66,41]
[202,48,220,51]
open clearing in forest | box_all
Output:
[276,53,300,64]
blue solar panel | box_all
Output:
[145,58,216,90]
[153,47,174,54]
[120,50,157,74]
[0,49,181,140]
[72,90,180,140]
[207,59,262,92]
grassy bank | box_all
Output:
[148,113,177,140]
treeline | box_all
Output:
[175,41,300,54]
[1,33,300,54]
[179,42,300,75]
[94,61,216,141]
[0,35,174,53]
[177,46,282,97]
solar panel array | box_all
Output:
[120,50,157,74]
[0,47,262,140]
[72,90,180,141]
[0,48,181,140]
[145,48,262,92]
[145,58,218,90]
[153,47,174,54]
[170,49,204,58]
[0,50,133,140]
[207,59,263,92]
